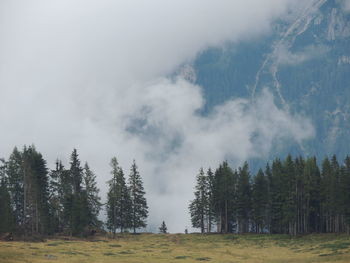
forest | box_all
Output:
[189,156,350,235]
[1,145,350,237]
[0,145,148,238]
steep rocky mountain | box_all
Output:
[192,0,350,163]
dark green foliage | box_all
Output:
[212,161,237,233]
[128,160,148,233]
[6,147,24,229]
[106,157,132,236]
[0,159,14,233]
[83,163,102,228]
[48,149,101,237]
[206,168,215,233]
[70,149,83,195]
[236,162,251,233]
[252,169,268,233]
[191,154,350,234]
[49,160,69,234]
[189,168,209,233]
[159,221,167,233]
[68,149,88,236]
[4,146,51,235]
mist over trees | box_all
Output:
[189,155,350,235]
[0,145,148,237]
[1,144,350,237]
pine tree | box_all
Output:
[22,146,51,235]
[6,147,24,232]
[0,158,14,233]
[213,161,236,233]
[49,160,67,234]
[70,149,83,195]
[68,149,87,236]
[330,155,341,233]
[252,169,268,233]
[269,158,284,233]
[265,163,273,233]
[282,155,297,235]
[83,163,102,229]
[236,162,251,233]
[320,157,332,233]
[159,221,167,233]
[342,156,350,233]
[189,168,208,233]
[304,157,321,233]
[294,156,305,234]
[128,160,148,233]
[206,168,215,233]
[106,157,132,236]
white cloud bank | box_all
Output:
[0,0,315,232]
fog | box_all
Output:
[0,0,315,232]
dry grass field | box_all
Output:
[1,233,350,263]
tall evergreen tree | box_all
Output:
[23,146,50,235]
[320,157,333,233]
[106,157,131,236]
[6,147,24,232]
[128,160,148,233]
[83,162,102,229]
[49,160,67,234]
[252,169,268,233]
[0,158,14,233]
[342,156,350,233]
[213,161,236,233]
[236,162,251,233]
[282,155,297,235]
[68,149,87,236]
[189,168,208,233]
[269,158,284,233]
[294,156,305,234]
[206,168,215,233]
[304,157,321,233]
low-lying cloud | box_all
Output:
[274,44,330,66]
[0,0,315,232]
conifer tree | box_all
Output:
[269,158,284,233]
[0,159,14,233]
[49,160,67,234]
[304,157,321,233]
[106,157,132,236]
[68,149,87,236]
[236,162,251,233]
[6,147,24,231]
[252,169,268,233]
[83,162,102,229]
[342,156,350,233]
[282,155,297,235]
[128,160,148,233]
[206,168,215,233]
[213,161,236,233]
[159,221,167,233]
[189,168,208,233]
[294,156,305,234]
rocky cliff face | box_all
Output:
[192,0,350,162]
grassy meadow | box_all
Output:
[1,234,350,263]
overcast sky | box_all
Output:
[0,0,318,232]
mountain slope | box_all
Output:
[193,0,350,162]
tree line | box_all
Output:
[0,145,148,237]
[189,155,350,235]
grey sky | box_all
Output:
[0,0,315,232]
